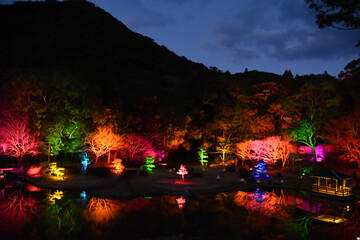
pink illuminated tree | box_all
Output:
[124,134,166,162]
[246,136,295,167]
[0,110,39,163]
[268,137,296,168]
[177,165,188,181]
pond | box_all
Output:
[0,181,358,240]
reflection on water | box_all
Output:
[0,182,358,240]
[0,191,37,230]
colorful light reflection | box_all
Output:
[47,190,64,205]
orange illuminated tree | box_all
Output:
[233,140,252,167]
[325,109,360,166]
[87,125,123,163]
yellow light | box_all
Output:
[47,190,64,204]
[48,162,65,181]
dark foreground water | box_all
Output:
[0,182,358,240]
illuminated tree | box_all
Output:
[249,139,272,164]
[325,109,360,165]
[198,148,209,166]
[234,140,252,167]
[163,124,188,151]
[266,136,296,168]
[110,158,125,175]
[140,156,156,173]
[124,134,162,162]
[0,110,39,163]
[216,136,232,163]
[177,165,188,181]
[87,125,123,163]
[40,74,96,158]
[287,118,318,162]
[283,81,341,163]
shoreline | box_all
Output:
[23,168,316,199]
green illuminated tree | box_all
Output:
[198,148,209,166]
[140,156,156,173]
[288,118,318,162]
[41,74,95,158]
[283,80,341,163]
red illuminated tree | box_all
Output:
[87,125,123,163]
[124,134,159,162]
[325,108,360,166]
[0,110,39,163]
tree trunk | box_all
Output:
[48,142,51,163]
[108,151,111,164]
[311,144,316,165]
[95,155,99,164]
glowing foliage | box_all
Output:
[177,165,188,181]
[84,197,120,225]
[236,136,295,167]
[198,148,209,166]
[87,125,123,163]
[140,156,156,173]
[252,160,269,179]
[80,151,91,173]
[176,195,186,209]
[26,166,42,177]
[124,134,158,162]
[110,158,125,175]
[265,136,296,168]
[326,111,360,165]
[0,191,37,230]
[216,136,232,163]
[47,190,64,205]
[47,162,65,180]
[288,119,317,161]
[0,110,39,162]
[234,140,252,167]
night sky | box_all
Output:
[2,0,359,76]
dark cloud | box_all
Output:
[120,0,175,29]
[206,0,359,62]
[161,0,210,5]
[121,14,174,29]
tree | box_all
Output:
[233,140,252,167]
[216,136,232,163]
[283,80,341,163]
[287,118,318,162]
[266,136,296,168]
[325,108,360,166]
[306,0,360,31]
[0,110,39,163]
[87,125,123,163]
[198,148,209,166]
[123,134,161,162]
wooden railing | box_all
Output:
[311,184,352,197]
